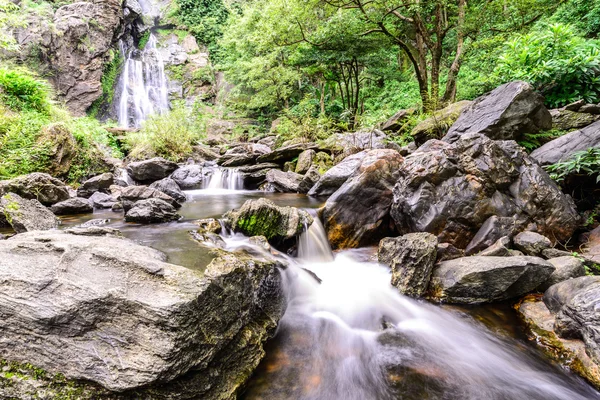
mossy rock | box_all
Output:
[411,100,472,144]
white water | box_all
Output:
[117,33,169,128]
[202,167,244,191]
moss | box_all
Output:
[137,31,151,49]
[88,50,123,117]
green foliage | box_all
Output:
[88,50,123,117]
[553,0,600,38]
[138,31,151,49]
[495,23,600,108]
[518,129,565,152]
[545,147,600,184]
[0,0,25,51]
[171,0,228,56]
[0,68,51,114]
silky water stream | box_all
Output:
[56,186,599,400]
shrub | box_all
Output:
[0,68,51,114]
[545,147,600,184]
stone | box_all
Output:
[237,163,280,189]
[538,256,586,291]
[428,256,554,304]
[257,143,318,164]
[0,230,285,395]
[391,134,579,249]
[295,149,316,174]
[170,165,205,189]
[223,198,313,251]
[126,158,179,183]
[541,248,573,259]
[530,120,600,165]
[436,243,464,262]
[411,101,472,144]
[564,100,586,112]
[89,192,116,209]
[465,216,524,255]
[513,231,552,256]
[378,233,438,297]
[37,124,76,177]
[0,193,59,233]
[262,170,303,193]
[550,109,599,131]
[298,165,321,194]
[323,149,403,249]
[124,198,181,224]
[119,186,181,212]
[579,104,600,115]
[77,173,114,198]
[282,161,296,172]
[220,154,256,167]
[50,197,93,215]
[195,218,222,235]
[332,129,389,153]
[381,109,415,132]
[444,81,552,142]
[191,145,220,162]
[0,172,70,206]
[307,151,368,197]
[478,236,512,257]
[149,178,187,204]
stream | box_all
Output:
[55,185,599,399]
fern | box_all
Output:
[518,130,564,152]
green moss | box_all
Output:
[137,31,151,49]
[88,50,123,117]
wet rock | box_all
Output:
[0,193,59,233]
[411,101,471,144]
[77,173,114,198]
[391,133,579,249]
[126,157,179,183]
[170,164,205,189]
[0,172,70,206]
[119,186,181,212]
[429,256,554,304]
[298,165,321,194]
[149,178,187,204]
[444,81,551,142]
[530,120,600,165]
[220,154,256,167]
[50,197,93,215]
[550,109,599,131]
[0,230,285,395]
[224,198,312,251]
[478,236,512,257]
[513,231,552,256]
[89,192,116,209]
[237,163,280,189]
[538,256,586,291]
[195,218,222,234]
[125,198,181,224]
[308,151,368,197]
[111,202,123,212]
[257,143,318,164]
[323,149,403,249]
[436,242,464,262]
[295,149,316,174]
[381,109,415,132]
[262,170,303,193]
[78,218,111,228]
[378,233,438,297]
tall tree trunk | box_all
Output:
[442,0,466,104]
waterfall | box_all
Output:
[298,210,334,262]
[116,33,169,128]
[202,167,244,191]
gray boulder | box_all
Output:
[513,231,552,256]
[50,197,93,215]
[323,149,403,249]
[77,173,114,198]
[429,256,554,304]
[538,256,586,291]
[170,164,205,189]
[465,216,525,255]
[126,158,179,183]
[0,230,285,395]
[444,81,551,142]
[149,178,187,204]
[478,236,512,257]
[378,233,438,297]
[381,109,414,132]
[531,120,600,165]
[0,193,59,233]
[257,143,318,164]
[262,170,303,193]
[549,109,599,131]
[0,172,70,206]
[308,151,367,197]
[119,186,181,212]
[89,191,116,209]
[295,149,316,174]
[124,198,181,224]
[298,165,321,194]
[411,101,472,144]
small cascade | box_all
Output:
[298,210,334,262]
[202,167,244,191]
[116,33,169,128]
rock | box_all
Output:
[224,198,313,251]
[307,151,368,197]
[550,109,599,131]
[37,123,76,177]
[513,231,552,256]
[538,256,586,291]
[580,104,600,115]
[191,145,220,161]
[125,198,181,224]
[436,243,464,262]
[89,192,116,209]
[411,101,472,144]
[428,256,554,304]
[195,218,222,234]
[0,173,70,206]
[565,100,586,112]
[262,170,303,193]
[298,165,321,194]
[79,218,111,228]
[50,197,93,215]
[541,248,573,259]
[0,230,285,396]
[391,133,579,249]
[237,163,280,189]
[77,173,114,198]
[257,143,318,164]
[295,149,316,174]
[126,157,179,183]
[119,186,181,212]
[149,178,187,204]
[170,164,205,189]
[381,109,415,132]
[530,120,600,165]
[377,233,438,297]
[444,81,552,142]
[0,193,59,233]
[332,129,389,153]
[465,216,524,255]
[323,149,403,249]
[220,154,256,167]
[478,236,512,257]
[282,161,296,172]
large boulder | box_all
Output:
[126,158,179,183]
[77,173,114,198]
[149,178,187,204]
[295,149,316,174]
[224,198,313,251]
[444,81,552,142]
[538,256,586,292]
[307,151,368,197]
[298,165,321,194]
[411,100,471,144]
[513,231,552,256]
[531,120,600,165]
[237,163,280,189]
[262,170,303,193]
[119,186,181,212]
[0,230,285,396]
[322,149,403,249]
[50,197,93,215]
[429,256,554,304]
[381,109,415,132]
[391,133,580,249]
[0,193,59,233]
[170,164,205,189]
[124,198,181,224]
[378,233,438,297]
[89,191,116,209]
[0,173,70,206]
[257,143,318,164]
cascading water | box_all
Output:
[202,167,244,191]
